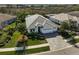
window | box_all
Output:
[30,28,35,32]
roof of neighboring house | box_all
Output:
[68,11,79,17]
[0,13,16,23]
[46,14,56,17]
[49,13,78,22]
[25,14,58,28]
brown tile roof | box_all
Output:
[0,13,16,23]
[68,11,79,17]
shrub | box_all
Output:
[0,43,5,47]
[73,36,79,43]
[69,32,76,36]
[59,31,71,39]
[27,32,45,40]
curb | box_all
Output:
[0,43,49,52]
[30,45,73,55]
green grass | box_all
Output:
[26,46,50,54]
[26,39,47,46]
[2,31,21,48]
[0,32,7,43]
[0,51,16,55]
[0,46,50,55]
[3,22,16,30]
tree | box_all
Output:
[16,23,27,34]
[69,19,77,31]
[16,12,29,34]
[60,21,70,31]
[18,35,28,43]
[16,12,28,23]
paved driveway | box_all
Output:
[46,35,72,51]
[38,46,79,55]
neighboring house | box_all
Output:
[48,13,78,24]
[48,13,79,28]
[25,14,58,34]
[0,13,16,29]
[68,11,79,17]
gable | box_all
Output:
[25,14,39,28]
[28,15,47,29]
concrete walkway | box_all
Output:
[0,43,49,52]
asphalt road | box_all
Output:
[38,46,79,55]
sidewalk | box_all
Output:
[0,43,49,52]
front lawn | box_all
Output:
[27,46,50,54]
[26,39,47,46]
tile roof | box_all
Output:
[49,13,78,22]
[68,11,79,17]
[0,13,16,23]
[25,14,58,28]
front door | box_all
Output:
[38,27,41,33]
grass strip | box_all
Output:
[0,46,50,55]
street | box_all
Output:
[38,46,79,55]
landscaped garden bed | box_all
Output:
[2,31,21,48]
[0,30,47,48]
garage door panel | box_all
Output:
[41,28,57,34]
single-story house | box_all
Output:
[0,13,16,29]
[48,13,79,28]
[48,13,79,24]
[25,14,59,34]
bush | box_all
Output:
[74,38,79,43]
[0,43,5,47]
[7,28,15,36]
[59,31,71,39]
[69,32,76,36]
[27,32,45,40]
[0,31,2,36]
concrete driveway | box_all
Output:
[46,35,72,51]
[38,46,79,55]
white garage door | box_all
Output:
[41,28,57,34]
